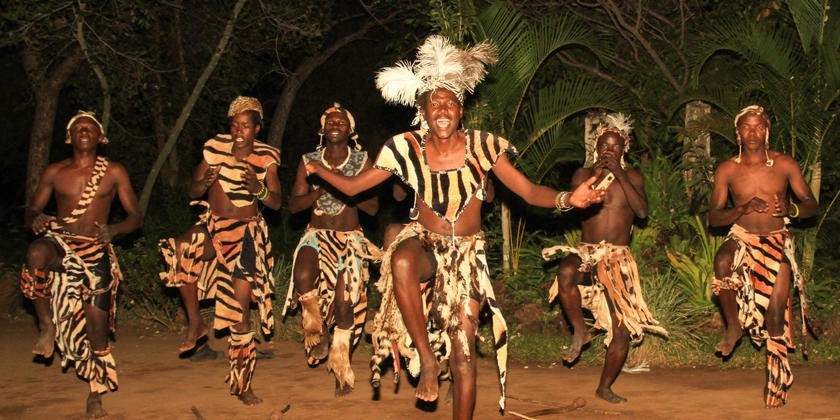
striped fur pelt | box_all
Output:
[543,241,668,347]
[159,201,275,337]
[369,222,508,411]
[46,232,122,393]
[283,227,382,348]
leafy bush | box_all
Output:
[666,216,724,309]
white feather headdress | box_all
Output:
[588,112,633,168]
[376,35,498,126]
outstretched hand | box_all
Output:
[569,176,606,208]
[202,165,221,188]
[304,162,324,176]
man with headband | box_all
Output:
[158,96,281,405]
[21,111,143,418]
[282,102,381,395]
[709,104,817,407]
[305,35,604,418]
[542,113,666,404]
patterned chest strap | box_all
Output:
[59,156,110,226]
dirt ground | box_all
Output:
[1,317,839,420]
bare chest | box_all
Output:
[729,165,788,201]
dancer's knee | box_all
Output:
[714,241,736,278]
[556,262,579,290]
[26,240,57,269]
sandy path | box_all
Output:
[1,318,838,419]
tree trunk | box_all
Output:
[75,16,111,132]
[265,19,377,149]
[501,202,512,273]
[138,0,246,214]
[21,44,83,207]
[683,101,712,214]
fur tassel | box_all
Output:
[327,327,355,396]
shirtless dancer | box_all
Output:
[543,113,666,403]
[22,111,143,418]
[710,105,816,407]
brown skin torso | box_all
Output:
[288,155,378,230]
[708,113,817,233]
[417,129,484,236]
[575,131,647,245]
[709,153,810,233]
[574,167,644,245]
[27,117,142,241]
[29,158,141,238]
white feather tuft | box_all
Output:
[376,61,423,106]
[376,35,499,118]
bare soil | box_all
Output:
[1,317,838,420]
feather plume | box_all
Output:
[376,35,499,124]
[376,61,423,106]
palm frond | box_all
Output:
[785,0,828,53]
[515,124,581,182]
[476,3,612,133]
[515,76,632,155]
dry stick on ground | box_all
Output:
[504,395,588,419]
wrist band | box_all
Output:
[253,182,268,200]
[554,191,573,212]
[789,201,799,218]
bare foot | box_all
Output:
[86,392,108,418]
[236,389,263,406]
[714,328,742,357]
[32,322,56,358]
[595,387,627,404]
[415,360,441,402]
[178,325,208,353]
[563,332,592,363]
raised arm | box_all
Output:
[620,170,648,219]
[304,162,392,197]
[288,159,323,214]
[260,162,282,210]
[491,154,603,208]
[187,159,219,199]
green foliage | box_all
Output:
[626,272,713,367]
[501,228,555,306]
[116,235,180,328]
[475,3,630,172]
[666,216,724,309]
